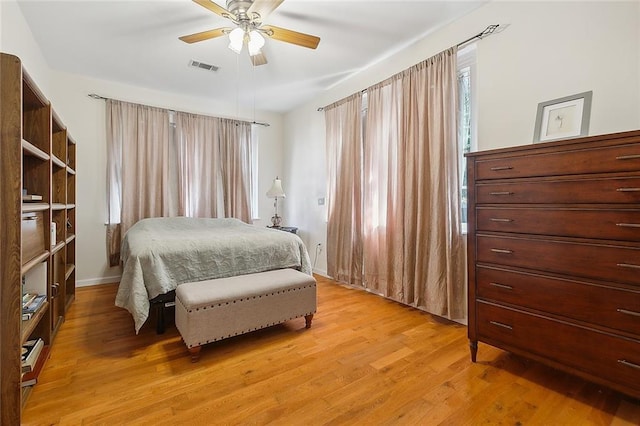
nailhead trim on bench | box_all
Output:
[193,310,316,346]
[176,282,317,348]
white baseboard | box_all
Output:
[312,268,329,278]
[77,276,121,287]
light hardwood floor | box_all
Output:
[23,275,640,425]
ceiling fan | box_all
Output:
[179,0,321,66]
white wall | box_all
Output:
[284,1,640,276]
[48,72,284,286]
[1,0,285,285]
[0,0,51,93]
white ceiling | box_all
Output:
[18,0,485,113]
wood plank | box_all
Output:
[21,276,640,424]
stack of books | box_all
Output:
[21,338,47,387]
[22,292,46,320]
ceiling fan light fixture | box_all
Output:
[247,30,265,56]
[228,27,244,53]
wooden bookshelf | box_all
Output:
[1,52,77,424]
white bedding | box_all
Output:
[115,217,312,333]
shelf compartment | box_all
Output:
[20,300,49,343]
[51,155,65,169]
[20,345,50,388]
[21,139,49,161]
[22,71,48,109]
[21,251,49,275]
[51,242,65,255]
[65,264,75,280]
[65,234,76,244]
[22,203,49,213]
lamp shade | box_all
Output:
[228,27,244,54]
[247,30,265,56]
[266,177,286,198]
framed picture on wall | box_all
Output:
[533,91,593,143]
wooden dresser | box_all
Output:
[466,130,640,399]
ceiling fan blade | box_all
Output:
[250,51,268,66]
[179,28,228,44]
[261,25,320,49]
[192,0,232,19]
[247,0,284,22]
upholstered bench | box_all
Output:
[175,268,317,362]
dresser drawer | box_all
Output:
[476,207,640,241]
[476,301,640,394]
[475,143,640,180]
[476,266,640,335]
[476,234,640,286]
[476,176,640,205]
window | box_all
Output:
[457,45,477,233]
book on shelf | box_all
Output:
[22,291,39,307]
[22,294,46,314]
[22,194,43,201]
[21,338,44,373]
[21,345,49,387]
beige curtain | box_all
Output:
[363,47,465,320]
[106,102,254,266]
[324,92,364,286]
[219,119,252,222]
[175,113,252,222]
[175,112,221,218]
[106,100,170,266]
[326,47,465,320]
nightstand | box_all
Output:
[268,226,298,235]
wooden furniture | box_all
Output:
[0,53,76,424]
[175,268,316,362]
[466,129,640,399]
[118,218,312,334]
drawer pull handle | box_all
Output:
[489,192,514,196]
[617,188,640,192]
[616,223,640,228]
[491,248,513,254]
[616,154,640,160]
[490,282,513,290]
[490,166,513,171]
[617,263,640,270]
[617,308,640,317]
[618,359,640,370]
[490,218,513,223]
[490,321,513,330]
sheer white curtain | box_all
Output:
[324,92,364,286]
[363,78,405,299]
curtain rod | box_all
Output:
[88,93,270,127]
[317,24,499,112]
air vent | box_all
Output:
[188,59,219,72]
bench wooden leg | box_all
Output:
[305,314,314,329]
[188,346,201,363]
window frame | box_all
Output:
[457,44,477,234]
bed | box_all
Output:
[115,217,312,333]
